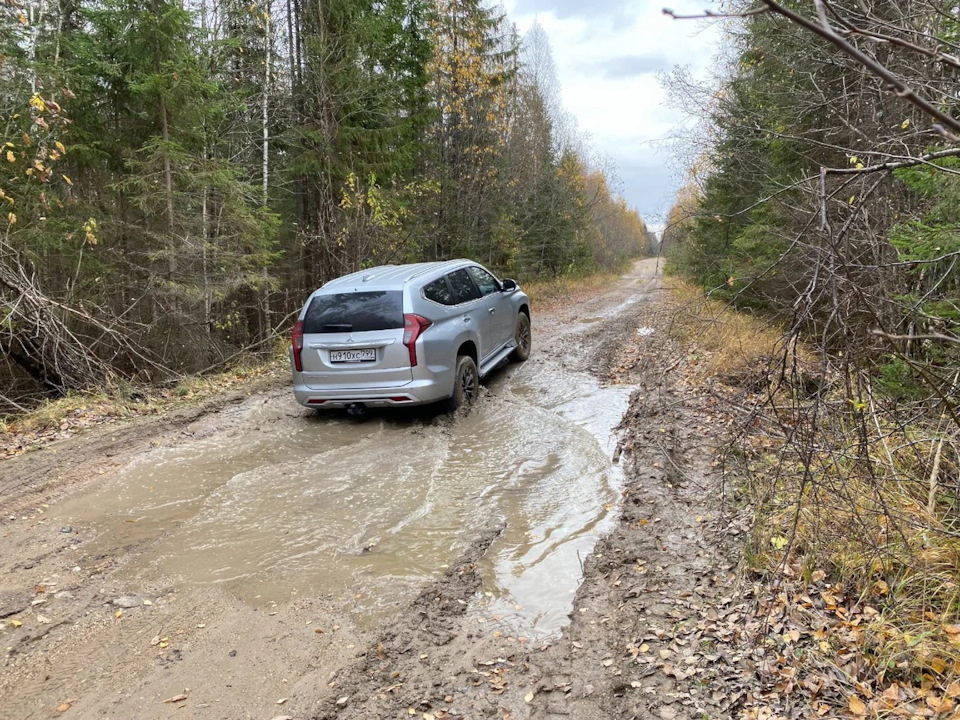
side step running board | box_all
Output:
[478,342,517,378]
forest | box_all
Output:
[0,0,653,412]
[664,0,960,700]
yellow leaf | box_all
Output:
[901,119,911,129]
[55,141,65,153]
[855,162,864,169]
[5,151,14,163]
[7,213,16,225]
[115,610,123,618]
[62,174,72,185]
[525,691,534,702]
[848,196,856,205]
[10,619,22,627]
[849,156,858,165]
[771,535,787,550]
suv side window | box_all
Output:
[422,277,456,306]
[447,269,482,304]
[467,266,500,296]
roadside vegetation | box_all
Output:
[0,0,653,415]
[665,0,960,714]
[0,270,611,456]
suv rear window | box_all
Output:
[302,291,403,333]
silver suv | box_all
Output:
[290,260,531,412]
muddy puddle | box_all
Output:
[55,357,628,640]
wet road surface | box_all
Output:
[55,327,630,640]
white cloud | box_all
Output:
[502,0,721,224]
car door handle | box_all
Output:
[463,316,471,323]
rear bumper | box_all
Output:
[291,375,452,409]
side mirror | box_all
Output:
[501,278,517,292]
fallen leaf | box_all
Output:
[163,694,188,704]
[10,620,22,628]
[114,610,123,619]
[881,684,900,704]
[56,702,71,712]
[926,695,955,714]
[524,691,534,702]
[276,697,288,705]
[849,695,867,717]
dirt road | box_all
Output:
[1,259,743,720]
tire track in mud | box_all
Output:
[284,261,747,720]
[289,522,507,720]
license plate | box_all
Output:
[329,348,376,363]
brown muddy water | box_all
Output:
[54,357,629,640]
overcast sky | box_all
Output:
[501,0,722,230]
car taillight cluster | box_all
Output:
[291,320,304,371]
[402,314,432,367]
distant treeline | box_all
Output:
[0,0,652,409]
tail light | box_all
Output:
[402,314,432,366]
[291,320,304,371]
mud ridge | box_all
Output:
[295,522,507,719]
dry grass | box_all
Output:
[662,279,960,693]
[523,272,622,313]
[667,279,813,382]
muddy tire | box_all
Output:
[447,355,479,412]
[510,312,531,362]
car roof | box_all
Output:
[318,259,475,292]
